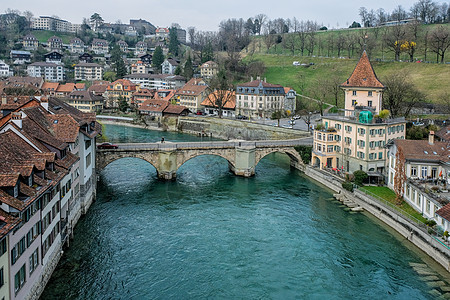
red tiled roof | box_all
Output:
[436,125,450,141]
[163,104,190,115]
[436,203,450,222]
[42,82,59,91]
[395,139,450,163]
[47,114,80,143]
[0,174,19,187]
[0,208,20,240]
[139,99,169,113]
[238,79,283,88]
[341,51,384,89]
[57,83,76,93]
[176,84,207,97]
[201,90,236,109]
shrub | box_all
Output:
[294,146,312,164]
[425,219,437,227]
[353,170,368,186]
[315,124,324,130]
[342,181,354,192]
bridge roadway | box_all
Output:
[96,137,312,180]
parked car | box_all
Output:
[236,115,248,120]
[289,120,296,125]
[196,111,204,115]
[97,142,118,149]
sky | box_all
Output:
[7,0,450,31]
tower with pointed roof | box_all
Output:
[341,51,385,116]
[310,51,406,177]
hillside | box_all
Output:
[32,30,77,44]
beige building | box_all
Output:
[22,34,39,51]
[105,79,139,108]
[175,79,208,113]
[311,51,406,177]
[200,61,218,78]
[235,78,286,119]
[66,91,104,112]
[91,39,109,55]
[131,61,150,74]
[74,63,103,81]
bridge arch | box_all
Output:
[96,152,159,173]
[255,148,304,169]
[176,149,236,170]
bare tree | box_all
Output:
[187,27,196,46]
[283,33,296,55]
[359,7,368,27]
[296,21,308,56]
[254,14,267,35]
[336,33,346,57]
[384,24,407,61]
[382,73,424,117]
[429,25,450,63]
[206,69,235,118]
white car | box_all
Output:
[293,61,300,66]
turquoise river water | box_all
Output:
[41,124,448,299]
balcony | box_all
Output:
[408,178,450,206]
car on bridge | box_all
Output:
[97,142,118,149]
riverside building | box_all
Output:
[311,51,406,178]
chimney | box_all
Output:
[250,76,254,82]
[256,76,261,81]
[264,77,267,82]
[429,131,435,145]
[1,95,6,105]
[11,112,22,128]
[40,96,49,111]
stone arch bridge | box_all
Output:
[96,138,312,180]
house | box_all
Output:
[66,90,104,112]
[88,82,110,97]
[175,81,208,113]
[283,87,297,114]
[117,40,128,53]
[138,99,189,117]
[22,34,39,51]
[133,88,156,108]
[44,51,63,65]
[74,63,103,81]
[69,38,85,54]
[235,77,286,118]
[0,96,37,117]
[131,60,151,74]
[135,41,148,55]
[0,96,100,299]
[201,90,236,117]
[0,60,13,78]
[310,51,406,177]
[91,39,109,55]
[155,27,169,39]
[105,79,139,108]
[200,61,218,79]
[124,74,185,90]
[138,53,152,65]
[2,76,44,91]
[10,51,31,65]
[79,53,94,63]
[47,36,63,51]
[27,62,64,82]
[387,132,450,227]
[436,125,450,142]
[162,58,179,75]
[55,83,85,97]
[42,82,60,96]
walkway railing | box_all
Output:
[98,137,313,151]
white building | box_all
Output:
[124,74,185,90]
[0,60,13,78]
[27,62,64,82]
[161,58,179,75]
[74,63,103,81]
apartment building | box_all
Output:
[27,62,64,82]
[74,63,103,81]
[311,51,406,176]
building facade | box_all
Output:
[27,62,64,82]
[311,51,406,176]
[74,63,103,81]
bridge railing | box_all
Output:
[97,137,312,151]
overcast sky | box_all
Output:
[7,0,450,31]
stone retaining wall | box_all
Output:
[178,117,309,140]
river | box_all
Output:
[41,124,446,299]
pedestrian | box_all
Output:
[161,137,165,143]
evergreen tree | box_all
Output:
[168,27,179,57]
[111,45,127,78]
[174,65,182,75]
[152,46,164,73]
[183,56,193,79]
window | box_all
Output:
[432,167,437,179]
[14,264,26,293]
[368,100,372,107]
[327,134,334,141]
[352,100,356,106]
[368,91,372,97]
[29,249,39,275]
[421,167,428,178]
[411,167,417,177]
[86,153,92,168]
[327,145,333,153]
[426,199,431,214]
[378,152,382,159]
[0,267,3,288]
[352,91,356,96]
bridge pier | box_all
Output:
[231,147,256,177]
[157,151,177,180]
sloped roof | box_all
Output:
[238,79,283,88]
[341,51,384,89]
[436,125,450,142]
[201,90,236,109]
[394,139,450,163]
[139,99,169,113]
[163,104,190,115]
[436,203,450,222]
[176,84,207,97]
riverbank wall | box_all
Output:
[302,165,450,272]
[97,115,310,140]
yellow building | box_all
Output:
[200,61,218,79]
[311,51,406,176]
[106,79,139,108]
